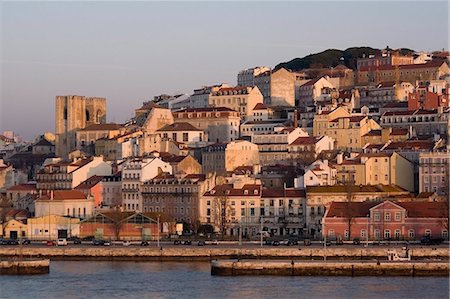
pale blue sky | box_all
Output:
[1,1,448,139]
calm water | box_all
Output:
[1,261,448,299]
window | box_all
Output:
[374,229,381,240]
[241,208,245,216]
[395,212,401,221]
[384,229,391,239]
[425,229,431,237]
[250,208,255,216]
[442,230,448,239]
[328,229,335,237]
[374,212,380,221]
[183,133,189,142]
[408,229,415,239]
[361,229,367,238]
[394,229,401,239]
[344,230,349,239]
[385,212,391,221]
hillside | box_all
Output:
[275,47,415,71]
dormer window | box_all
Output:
[244,190,248,195]
[254,189,258,194]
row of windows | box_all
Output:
[144,197,192,204]
[328,229,448,239]
[373,211,402,221]
[143,187,195,193]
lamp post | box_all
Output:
[366,213,369,247]
[157,215,160,248]
[260,215,263,247]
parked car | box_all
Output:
[303,239,311,246]
[57,238,68,246]
[46,240,56,246]
[325,240,332,246]
[281,239,294,246]
[103,240,111,246]
[21,239,31,245]
[183,240,192,245]
[353,238,361,245]
[140,241,149,246]
[123,241,131,247]
[272,240,280,246]
[173,240,182,245]
[3,239,19,245]
[420,236,444,245]
[92,239,105,246]
[208,239,219,245]
[197,240,205,246]
[336,239,344,245]
[72,238,82,245]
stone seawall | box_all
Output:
[211,260,450,276]
[0,247,448,261]
[0,259,50,275]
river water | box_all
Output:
[1,261,448,299]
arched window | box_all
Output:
[86,109,90,122]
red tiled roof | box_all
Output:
[7,183,37,191]
[382,102,408,109]
[36,190,87,201]
[289,136,321,146]
[384,140,435,151]
[397,202,448,218]
[74,175,104,190]
[377,81,396,88]
[204,184,261,197]
[261,188,306,198]
[174,107,237,113]
[157,122,202,132]
[390,128,409,136]
[253,103,268,110]
[326,201,379,218]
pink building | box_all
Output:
[323,200,448,241]
[74,175,104,208]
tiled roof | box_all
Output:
[157,122,202,132]
[396,202,448,218]
[300,77,322,87]
[261,188,306,198]
[204,184,261,197]
[7,183,37,191]
[377,81,396,88]
[326,201,379,218]
[384,140,435,151]
[74,175,104,190]
[307,184,406,194]
[253,103,268,110]
[37,190,87,201]
[174,107,237,113]
[289,136,321,146]
[5,209,30,219]
[80,123,122,131]
[390,128,409,136]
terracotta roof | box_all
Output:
[363,130,382,137]
[261,188,306,198]
[377,81,396,88]
[157,122,202,132]
[396,202,448,218]
[74,175,104,190]
[416,192,436,199]
[37,190,87,201]
[174,107,237,113]
[326,201,379,218]
[300,77,322,87]
[204,184,261,197]
[7,183,37,192]
[5,209,30,219]
[390,128,409,136]
[289,136,322,146]
[307,185,406,194]
[160,154,187,163]
[384,140,435,151]
[80,123,122,131]
[253,103,268,110]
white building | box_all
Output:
[237,66,271,87]
[34,190,94,219]
[295,160,337,188]
[121,155,173,212]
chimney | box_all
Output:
[337,153,343,164]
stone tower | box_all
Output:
[55,95,106,159]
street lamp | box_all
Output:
[157,215,160,248]
[366,213,369,247]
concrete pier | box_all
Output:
[0,247,448,261]
[0,259,50,275]
[211,260,450,276]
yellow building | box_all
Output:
[2,219,27,239]
[27,215,80,240]
[334,152,414,191]
[313,107,381,150]
[209,86,263,119]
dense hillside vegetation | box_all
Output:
[275,47,415,71]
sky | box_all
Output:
[0,1,448,140]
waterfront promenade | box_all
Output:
[0,244,448,261]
